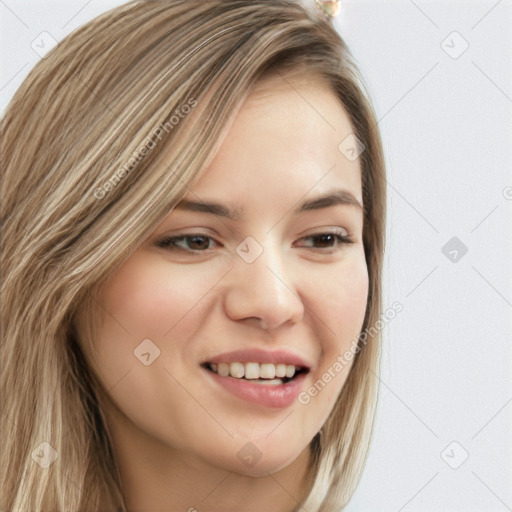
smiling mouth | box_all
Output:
[201,361,309,385]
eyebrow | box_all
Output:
[174,188,363,221]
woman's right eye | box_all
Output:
[155,234,219,252]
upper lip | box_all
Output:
[202,348,312,370]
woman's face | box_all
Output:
[80,73,368,478]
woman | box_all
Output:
[0,0,386,510]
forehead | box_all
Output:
[192,72,360,188]
[245,71,348,122]
[166,69,365,229]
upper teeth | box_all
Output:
[210,362,299,380]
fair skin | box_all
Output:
[79,72,368,511]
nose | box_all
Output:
[223,242,305,330]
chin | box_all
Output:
[210,441,309,478]
[232,458,298,478]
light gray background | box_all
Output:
[1,1,511,510]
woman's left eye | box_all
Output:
[295,232,354,250]
[155,231,354,253]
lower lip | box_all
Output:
[204,368,308,408]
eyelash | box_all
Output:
[155,231,355,254]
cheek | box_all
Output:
[98,254,227,338]
[299,253,368,412]
[334,263,369,340]
[85,254,224,386]
[309,252,369,346]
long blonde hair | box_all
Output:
[0,1,386,510]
